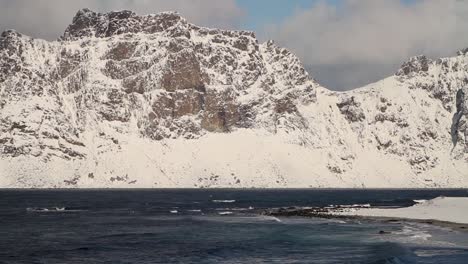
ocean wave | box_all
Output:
[379,224,437,246]
[399,226,432,241]
[369,256,406,264]
[218,211,233,215]
[26,207,85,212]
[229,207,253,211]
[215,207,254,211]
[212,200,236,203]
[258,215,282,223]
[414,249,464,257]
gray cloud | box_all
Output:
[0,0,244,40]
[266,0,468,90]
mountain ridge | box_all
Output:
[0,9,466,188]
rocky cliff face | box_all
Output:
[0,9,466,188]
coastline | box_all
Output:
[264,196,468,231]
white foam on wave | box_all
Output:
[212,200,236,203]
[26,207,83,212]
[376,223,462,248]
[218,211,233,215]
[328,219,347,224]
[414,249,464,257]
[259,215,282,223]
[215,207,255,211]
[397,225,432,240]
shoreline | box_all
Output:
[265,209,468,232]
[263,196,468,232]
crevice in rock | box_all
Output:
[451,88,465,149]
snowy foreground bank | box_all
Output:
[336,197,468,225]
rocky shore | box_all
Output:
[263,197,468,232]
[263,204,373,219]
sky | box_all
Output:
[1,0,467,90]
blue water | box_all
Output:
[1,189,468,263]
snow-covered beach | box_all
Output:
[335,197,468,225]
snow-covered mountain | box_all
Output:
[0,9,466,188]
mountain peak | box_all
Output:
[395,55,431,76]
[457,47,468,56]
[61,9,187,41]
[0,29,24,40]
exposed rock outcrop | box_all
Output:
[396,55,431,76]
[336,96,365,122]
[451,88,468,151]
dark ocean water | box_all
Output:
[1,189,468,264]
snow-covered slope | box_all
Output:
[0,9,466,188]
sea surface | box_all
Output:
[1,189,468,264]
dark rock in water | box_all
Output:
[263,204,374,219]
[264,206,330,218]
[378,230,391,235]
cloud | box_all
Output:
[266,0,468,90]
[0,0,244,40]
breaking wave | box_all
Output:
[215,207,254,211]
[218,211,233,215]
[212,200,236,203]
[26,207,85,213]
